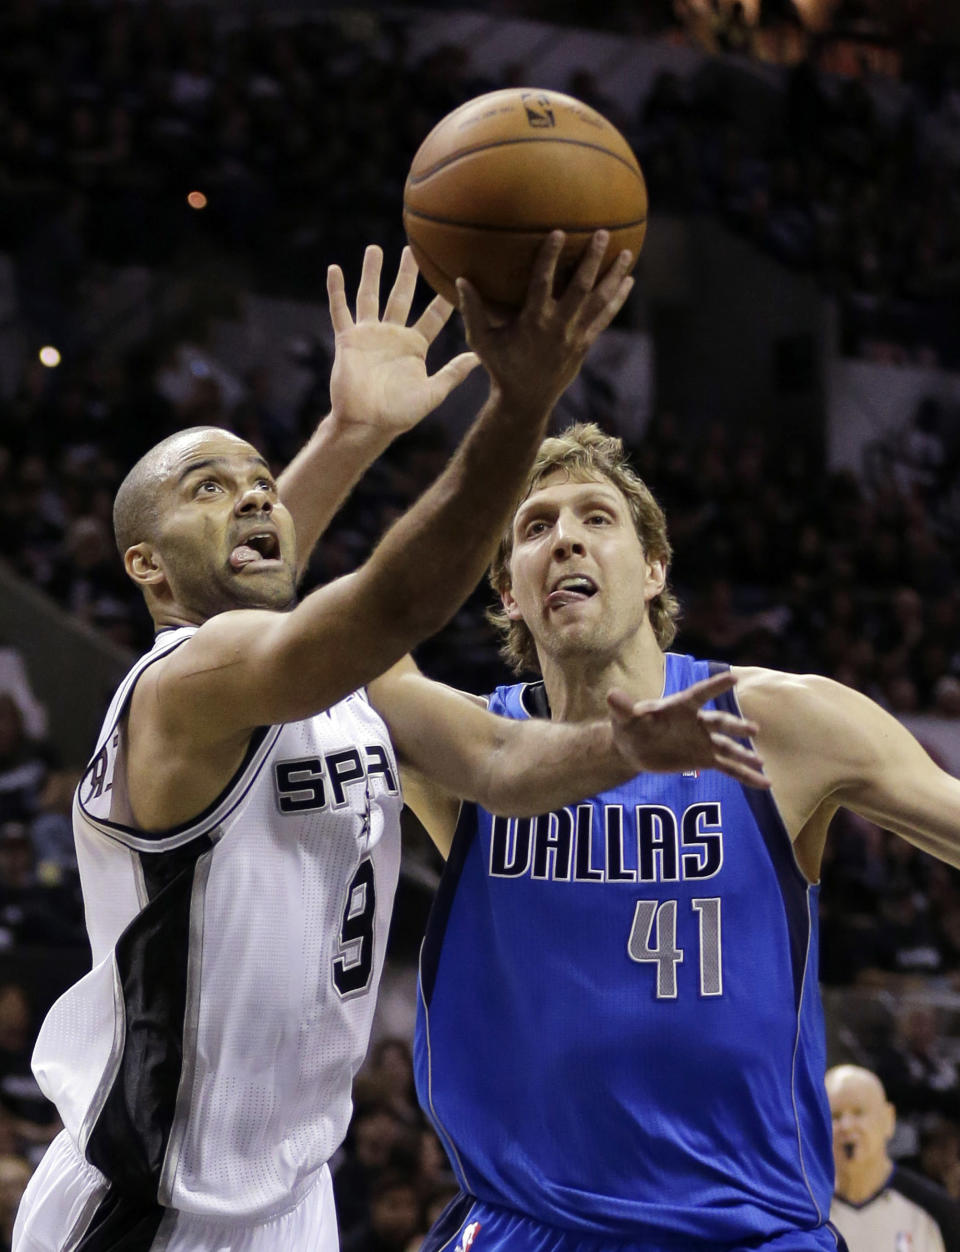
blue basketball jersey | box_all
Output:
[414,654,835,1248]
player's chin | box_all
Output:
[231,569,297,610]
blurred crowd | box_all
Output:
[636,54,960,367]
[2,0,960,360]
[2,0,960,1243]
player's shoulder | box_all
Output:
[730,667,875,739]
[136,612,274,695]
[730,666,869,705]
[729,666,836,707]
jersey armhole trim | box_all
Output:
[79,723,281,853]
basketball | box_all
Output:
[403,88,647,309]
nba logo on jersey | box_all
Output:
[896,1233,914,1252]
[682,769,699,778]
[455,1221,482,1251]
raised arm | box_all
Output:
[369,661,767,857]
[153,233,636,743]
[278,246,479,571]
[736,667,960,872]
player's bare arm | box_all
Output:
[126,234,635,831]
[278,246,479,572]
[370,661,767,857]
[735,666,960,878]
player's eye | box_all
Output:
[196,479,222,495]
[586,511,611,525]
[524,519,549,537]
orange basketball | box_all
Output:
[403,88,647,309]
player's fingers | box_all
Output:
[523,231,566,312]
[413,292,455,344]
[327,264,353,334]
[355,244,384,323]
[709,733,764,768]
[606,688,656,722]
[456,277,494,347]
[676,670,737,706]
[429,351,481,401]
[698,709,759,739]
[383,246,419,324]
[713,755,772,790]
[710,739,769,786]
[582,246,635,318]
[555,230,610,317]
[606,688,633,721]
[580,272,634,343]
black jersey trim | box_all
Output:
[418,1192,477,1252]
[74,1184,166,1251]
[83,849,207,1200]
[77,628,276,850]
[80,724,277,852]
[519,681,550,720]
[138,830,215,903]
[418,801,479,1008]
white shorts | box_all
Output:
[14,1130,339,1252]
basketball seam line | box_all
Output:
[406,135,645,184]
[404,210,647,232]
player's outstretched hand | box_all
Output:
[456,230,634,421]
[606,671,770,790]
[327,244,479,438]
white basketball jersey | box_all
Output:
[32,627,403,1222]
[831,1188,947,1252]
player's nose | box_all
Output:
[236,484,273,514]
[552,515,586,558]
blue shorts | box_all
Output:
[420,1194,850,1252]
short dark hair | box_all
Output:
[112,426,227,556]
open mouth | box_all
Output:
[230,532,281,569]
[546,575,598,609]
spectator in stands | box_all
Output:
[0,697,52,831]
[342,1170,423,1252]
[0,650,45,744]
[414,1128,455,1204]
[828,1064,960,1252]
[715,1,755,56]
[0,821,82,949]
[875,1004,960,1127]
[364,1037,420,1129]
[333,1103,416,1244]
[0,1153,32,1252]
[914,1119,960,1201]
[0,689,77,888]
[409,1181,459,1251]
[0,983,58,1164]
[47,515,132,633]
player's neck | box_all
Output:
[834,1157,894,1205]
[539,634,666,723]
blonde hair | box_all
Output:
[487,423,679,675]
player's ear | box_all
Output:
[500,584,524,622]
[883,1100,897,1141]
[644,557,666,600]
[125,543,165,588]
